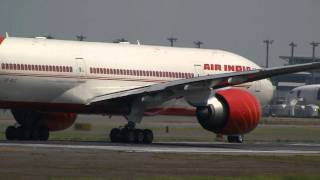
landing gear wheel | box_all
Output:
[5,126,17,140]
[227,135,244,143]
[31,128,40,140]
[5,126,50,141]
[110,128,121,143]
[39,127,49,141]
[124,129,136,143]
[143,129,153,144]
[18,127,31,140]
[109,127,154,144]
[134,129,144,143]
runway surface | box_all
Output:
[0,140,320,155]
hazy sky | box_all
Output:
[0,0,319,66]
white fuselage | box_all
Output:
[0,37,273,114]
[288,85,320,105]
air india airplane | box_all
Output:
[0,35,319,144]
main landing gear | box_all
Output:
[5,109,50,141]
[5,125,49,141]
[109,122,153,144]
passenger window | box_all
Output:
[21,64,24,70]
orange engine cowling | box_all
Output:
[40,112,77,131]
[196,88,261,135]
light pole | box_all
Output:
[167,37,177,47]
[263,40,274,68]
[194,41,204,48]
[310,41,319,83]
[310,41,320,61]
[289,41,297,64]
[76,34,86,41]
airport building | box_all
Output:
[267,56,320,117]
[271,56,320,103]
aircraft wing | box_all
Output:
[88,62,320,105]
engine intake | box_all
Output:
[196,88,261,135]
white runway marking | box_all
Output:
[1,142,320,155]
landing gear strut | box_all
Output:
[5,125,49,141]
[109,122,153,144]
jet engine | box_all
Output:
[40,112,77,131]
[11,109,77,131]
[196,88,261,135]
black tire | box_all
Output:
[18,127,31,140]
[39,127,49,141]
[134,129,144,143]
[110,128,121,142]
[227,135,244,143]
[125,129,135,143]
[5,126,17,140]
[143,129,153,144]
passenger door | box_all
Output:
[75,57,87,77]
[194,64,205,77]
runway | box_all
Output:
[0,141,320,155]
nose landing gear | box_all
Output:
[227,135,244,143]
